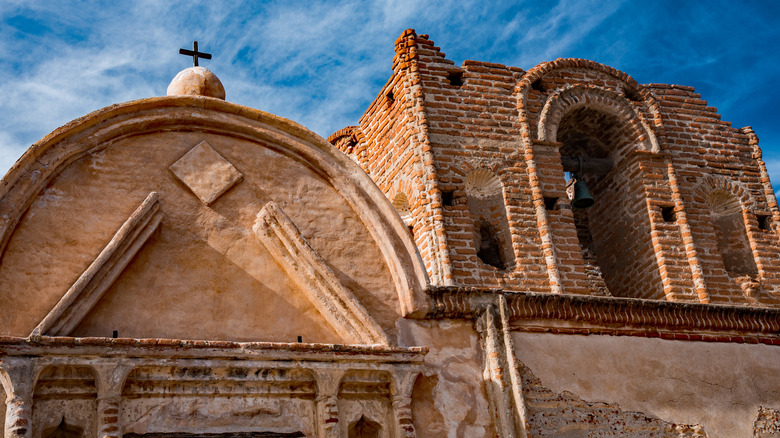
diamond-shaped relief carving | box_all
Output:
[169,141,243,205]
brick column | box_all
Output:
[2,359,35,438]
[96,395,121,438]
[391,369,419,438]
[4,395,32,438]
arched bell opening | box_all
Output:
[557,105,661,298]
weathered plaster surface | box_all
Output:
[32,399,96,438]
[511,332,780,437]
[0,130,398,343]
[753,407,780,437]
[399,319,495,438]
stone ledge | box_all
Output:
[0,336,427,361]
[425,286,780,338]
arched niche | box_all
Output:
[348,415,382,438]
[706,189,758,278]
[0,96,430,340]
[538,86,663,298]
[464,168,514,271]
[692,176,764,304]
[33,365,97,437]
[338,370,392,437]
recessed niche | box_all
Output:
[544,197,558,211]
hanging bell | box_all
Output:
[572,179,595,208]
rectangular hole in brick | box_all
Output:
[441,190,455,206]
[386,91,394,105]
[448,71,464,87]
[661,206,676,222]
[544,197,558,211]
[757,214,771,231]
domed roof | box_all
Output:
[166,66,225,100]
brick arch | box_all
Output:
[537,84,660,154]
[692,175,756,212]
[327,125,365,157]
[516,58,662,127]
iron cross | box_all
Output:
[179,41,212,67]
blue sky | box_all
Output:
[2,0,780,186]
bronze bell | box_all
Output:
[572,179,595,208]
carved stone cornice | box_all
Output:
[425,287,780,339]
[0,336,427,362]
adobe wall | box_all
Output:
[511,331,780,437]
[0,97,430,342]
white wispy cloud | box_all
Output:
[1,0,779,188]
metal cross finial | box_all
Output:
[179,41,212,67]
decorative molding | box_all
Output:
[31,192,162,338]
[169,141,243,205]
[253,202,391,345]
[536,84,660,153]
[426,287,780,337]
[0,336,426,363]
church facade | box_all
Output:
[1,29,780,437]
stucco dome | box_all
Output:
[166,66,225,100]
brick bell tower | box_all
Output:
[330,29,780,306]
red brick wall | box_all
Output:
[332,29,780,307]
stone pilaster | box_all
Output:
[390,370,419,438]
[93,363,131,438]
[314,369,344,438]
